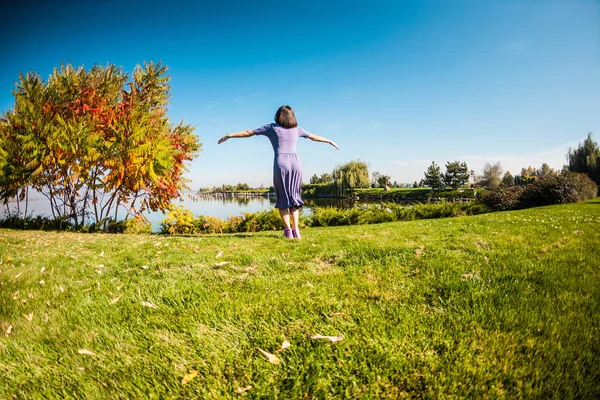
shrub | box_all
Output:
[159,206,197,234]
[0,213,73,231]
[520,172,598,207]
[483,186,526,211]
[235,209,284,232]
[124,215,153,234]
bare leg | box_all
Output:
[291,206,300,232]
[279,208,291,230]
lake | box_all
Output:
[3,193,365,231]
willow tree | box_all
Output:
[332,160,370,196]
[0,62,201,227]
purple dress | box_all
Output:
[253,123,310,209]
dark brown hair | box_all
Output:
[274,105,298,128]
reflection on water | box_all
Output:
[7,193,392,229]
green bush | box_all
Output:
[483,186,526,211]
[0,213,73,231]
[520,172,598,207]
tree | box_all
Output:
[319,173,333,184]
[481,162,503,188]
[376,173,391,188]
[371,171,381,188]
[332,160,370,196]
[0,62,201,227]
[309,174,319,184]
[412,181,418,188]
[537,163,555,177]
[442,161,470,189]
[423,161,443,190]
[568,133,600,186]
[502,171,515,186]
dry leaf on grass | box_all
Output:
[78,349,96,356]
[99,251,104,257]
[330,312,347,317]
[215,261,229,267]
[257,348,280,364]
[235,385,252,395]
[82,288,91,293]
[40,267,46,273]
[215,251,223,258]
[140,265,149,270]
[59,286,65,292]
[110,295,122,304]
[141,301,158,309]
[1,323,12,337]
[484,256,489,264]
[414,248,423,258]
[39,279,45,285]
[310,334,344,343]
[181,370,199,385]
[24,313,34,322]
[305,281,314,288]
[45,313,49,323]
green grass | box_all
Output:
[1,200,599,398]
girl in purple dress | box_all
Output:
[218,105,339,239]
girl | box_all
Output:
[218,105,339,239]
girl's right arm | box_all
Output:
[218,130,256,144]
[307,134,339,150]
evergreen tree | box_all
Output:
[442,161,470,189]
[568,133,600,186]
[412,181,418,188]
[502,171,515,186]
[423,161,443,190]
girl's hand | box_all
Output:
[329,141,339,150]
[217,135,229,144]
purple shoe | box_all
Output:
[292,229,301,239]
[283,229,293,239]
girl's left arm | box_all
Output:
[218,130,256,144]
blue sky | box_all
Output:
[1,0,599,189]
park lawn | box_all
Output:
[1,200,599,399]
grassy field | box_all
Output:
[1,200,599,399]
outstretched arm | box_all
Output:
[218,129,255,144]
[307,134,339,150]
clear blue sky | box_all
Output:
[1,0,599,188]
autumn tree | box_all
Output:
[0,62,201,227]
[442,161,470,189]
[423,161,443,190]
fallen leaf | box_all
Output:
[309,334,344,343]
[82,288,91,293]
[235,385,252,395]
[123,268,134,273]
[280,340,291,350]
[257,348,280,364]
[305,281,314,288]
[39,280,45,285]
[78,349,96,356]
[181,370,199,385]
[245,267,255,272]
[45,313,48,323]
[141,301,158,309]
[15,272,22,279]
[28,293,35,299]
[484,256,489,264]
[96,270,103,275]
[1,322,12,337]
[24,313,34,322]
[5,257,12,263]
[140,265,149,270]
[99,251,104,257]
[40,267,46,273]
[330,312,347,317]
[59,286,65,292]
[97,264,104,269]
[110,295,122,304]
[215,261,229,267]
[414,248,423,258]
[215,251,223,258]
